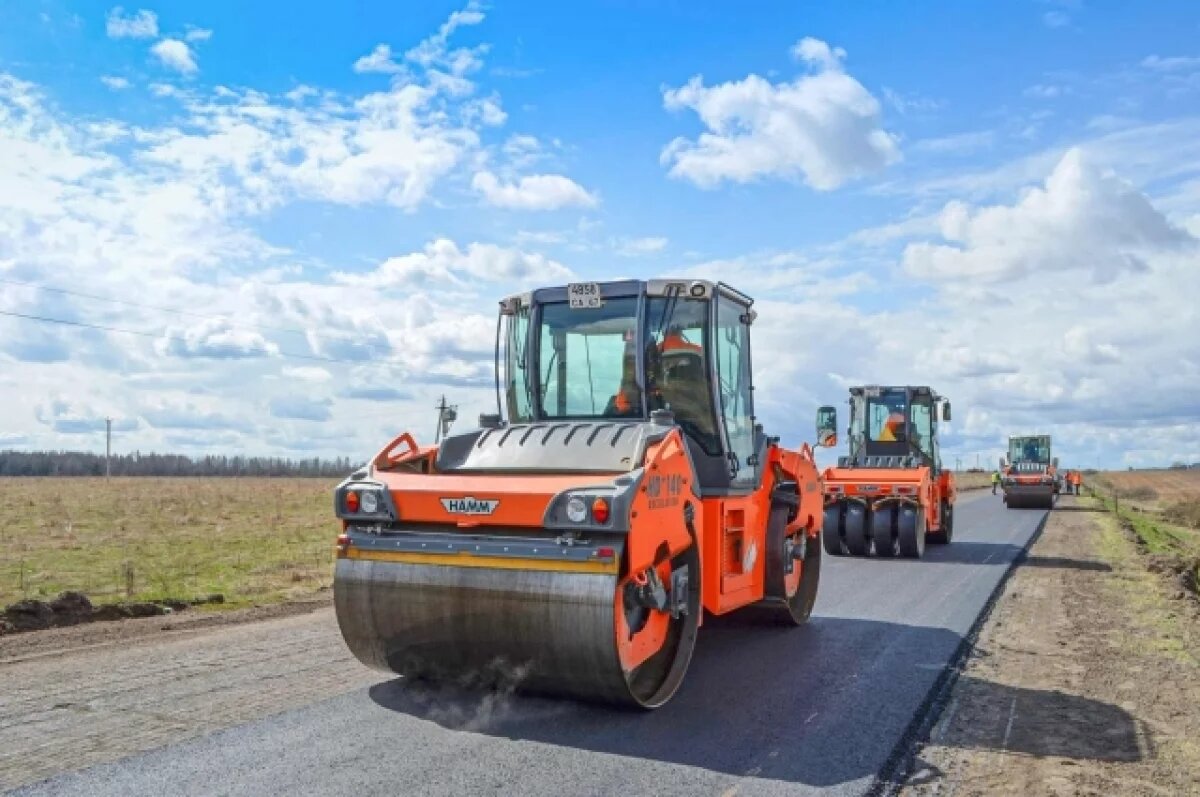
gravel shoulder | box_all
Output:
[0,600,382,793]
[901,495,1200,796]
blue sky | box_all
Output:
[1,1,1198,469]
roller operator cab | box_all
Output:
[1000,435,1059,509]
[331,279,829,709]
[818,386,957,559]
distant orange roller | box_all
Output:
[818,386,957,559]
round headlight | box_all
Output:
[566,496,588,523]
[361,491,380,514]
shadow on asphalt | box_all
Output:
[367,612,1141,789]
[368,617,965,789]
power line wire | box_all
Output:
[0,275,318,339]
[0,308,376,366]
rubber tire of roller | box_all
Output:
[843,502,872,556]
[760,505,822,626]
[822,504,846,556]
[897,504,926,558]
[871,504,898,557]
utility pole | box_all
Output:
[434,396,458,444]
[105,417,112,479]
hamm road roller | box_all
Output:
[819,385,956,558]
[332,279,830,709]
[1001,434,1059,509]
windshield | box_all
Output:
[866,390,908,443]
[535,297,641,419]
[1009,436,1051,464]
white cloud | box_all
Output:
[1024,83,1064,99]
[337,238,572,288]
[151,39,198,75]
[185,27,213,43]
[881,87,942,115]
[100,76,131,91]
[1140,55,1200,72]
[269,395,332,422]
[903,148,1195,283]
[105,7,158,39]
[282,366,333,382]
[472,171,597,210]
[406,0,486,71]
[156,319,280,359]
[615,236,668,256]
[660,37,900,190]
[354,44,404,75]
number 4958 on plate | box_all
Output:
[568,282,602,309]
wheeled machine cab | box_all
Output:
[1001,435,1059,509]
[331,279,830,709]
[818,386,956,559]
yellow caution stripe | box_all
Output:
[344,546,620,575]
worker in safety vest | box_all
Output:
[604,335,642,417]
[991,470,1000,494]
[878,410,906,442]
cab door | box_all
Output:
[712,294,763,604]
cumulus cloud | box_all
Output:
[100,75,131,91]
[185,27,212,43]
[336,238,572,288]
[140,401,253,432]
[471,171,597,210]
[902,148,1196,283]
[354,44,404,75]
[151,39,198,74]
[156,319,279,359]
[660,37,900,190]
[105,7,158,39]
[282,366,333,382]
[35,398,138,434]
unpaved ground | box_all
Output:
[902,496,1200,796]
[0,600,382,792]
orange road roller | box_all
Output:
[819,385,956,558]
[332,279,831,709]
[1001,435,1059,509]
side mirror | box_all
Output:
[941,400,952,422]
[816,405,838,448]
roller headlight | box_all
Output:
[566,496,589,523]
[361,490,380,514]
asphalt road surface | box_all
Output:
[11,490,1046,797]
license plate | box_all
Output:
[568,282,602,309]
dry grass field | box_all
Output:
[0,477,338,610]
[953,471,992,491]
[1093,468,1200,505]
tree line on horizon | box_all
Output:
[0,450,362,478]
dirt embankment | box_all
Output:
[902,496,1200,796]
